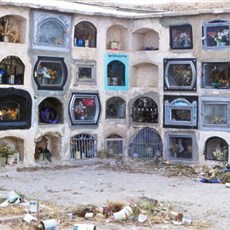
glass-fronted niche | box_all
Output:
[164,58,196,91]
[131,97,158,124]
[202,20,230,49]
[106,97,126,119]
[34,56,67,90]
[170,24,193,49]
[32,10,71,52]
[104,53,129,91]
[164,95,198,129]
[200,97,230,130]
[167,133,196,162]
[69,92,101,125]
[0,56,24,85]
[202,62,230,89]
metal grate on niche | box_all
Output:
[71,134,96,159]
[128,127,162,159]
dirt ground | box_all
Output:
[0,158,229,229]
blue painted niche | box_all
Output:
[104,53,129,91]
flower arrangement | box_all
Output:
[213,146,228,161]
[0,142,16,164]
[208,29,229,45]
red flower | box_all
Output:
[82,98,94,107]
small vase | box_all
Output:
[217,41,226,46]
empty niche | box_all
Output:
[129,127,162,159]
[34,134,62,162]
[38,97,63,124]
[106,134,124,155]
[106,24,128,51]
[74,21,97,48]
[132,28,159,51]
[131,63,158,87]
[204,136,228,162]
[0,137,23,166]
[70,133,97,159]
[0,15,26,43]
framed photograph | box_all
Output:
[170,24,193,49]
[69,93,101,125]
[34,56,67,90]
[75,60,96,84]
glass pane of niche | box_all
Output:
[74,60,96,85]
[168,134,194,160]
[132,97,158,123]
[170,24,193,49]
[106,97,126,119]
[164,95,198,129]
[202,20,230,49]
[34,56,67,91]
[202,62,230,89]
[32,11,71,52]
[164,58,196,91]
[69,93,101,125]
[200,97,230,130]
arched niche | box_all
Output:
[38,97,63,124]
[106,24,128,51]
[0,15,26,43]
[131,96,158,124]
[70,133,96,159]
[129,127,162,159]
[0,55,24,85]
[74,21,97,48]
[131,63,158,87]
[205,136,228,161]
[34,133,62,162]
[132,28,159,51]
[106,97,126,119]
[0,136,23,166]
